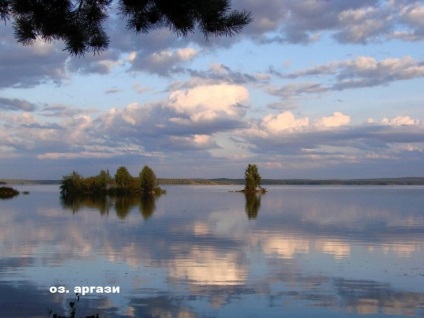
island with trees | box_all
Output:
[59,165,165,197]
[0,186,20,199]
[236,164,266,220]
[242,164,267,194]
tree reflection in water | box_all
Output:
[139,193,156,220]
[61,193,164,219]
[244,192,262,219]
[60,194,113,215]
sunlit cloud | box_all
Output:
[1,0,424,179]
[129,48,198,75]
[315,112,351,128]
[381,115,422,126]
[275,56,424,90]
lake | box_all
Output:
[1,185,423,317]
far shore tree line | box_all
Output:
[60,165,166,197]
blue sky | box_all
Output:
[1,0,424,179]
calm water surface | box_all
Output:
[0,185,423,317]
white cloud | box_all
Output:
[278,56,424,91]
[381,115,422,126]
[400,3,424,26]
[393,0,424,40]
[187,63,267,85]
[125,51,137,62]
[262,111,310,134]
[129,47,198,75]
[37,151,117,160]
[0,26,68,88]
[176,48,198,60]
[149,48,197,64]
[397,144,424,152]
[247,111,351,137]
[67,51,122,74]
[234,110,424,174]
[344,56,424,81]
[168,84,249,121]
[238,0,424,45]
[335,6,389,43]
[168,135,219,150]
[31,40,57,56]
[315,112,350,128]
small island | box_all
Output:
[232,164,267,194]
[0,186,20,199]
[60,165,166,197]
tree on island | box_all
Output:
[244,163,266,193]
[60,170,85,196]
[0,186,20,199]
[114,166,136,192]
[94,169,112,193]
[1,0,252,55]
[139,165,158,193]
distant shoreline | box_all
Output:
[2,177,424,186]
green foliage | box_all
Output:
[2,0,251,55]
[60,170,115,196]
[0,186,20,199]
[93,169,112,193]
[60,171,86,196]
[244,163,262,192]
[59,165,164,197]
[114,166,136,192]
[139,165,157,192]
[139,165,166,194]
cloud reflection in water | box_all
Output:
[0,185,423,317]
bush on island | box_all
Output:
[0,186,20,199]
[60,165,166,197]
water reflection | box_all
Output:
[244,192,262,219]
[139,194,156,220]
[1,185,423,317]
[60,193,162,220]
[168,247,248,286]
[61,194,113,215]
[334,278,424,316]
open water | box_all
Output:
[0,185,423,317]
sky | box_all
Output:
[1,0,424,180]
